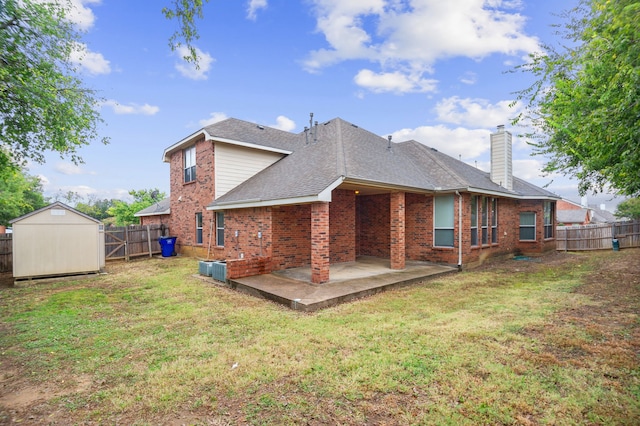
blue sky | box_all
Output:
[29,0,624,211]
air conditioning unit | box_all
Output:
[210,261,227,282]
[198,261,213,276]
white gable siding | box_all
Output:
[214,142,284,199]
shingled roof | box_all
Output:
[191,117,559,210]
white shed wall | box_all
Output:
[12,206,104,278]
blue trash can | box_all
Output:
[159,236,177,257]
[612,238,619,251]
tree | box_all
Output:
[615,198,640,220]
[75,197,117,221]
[108,189,166,226]
[514,0,640,197]
[0,167,46,226]
[163,0,210,65]
[0,0,108,173]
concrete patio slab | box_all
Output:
[216,256,457,311]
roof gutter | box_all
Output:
[206,177,345,211]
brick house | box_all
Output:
[134,198,170,227]
[153,117,559,284]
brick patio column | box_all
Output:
[311,202,330,284]
[390,191,406,270]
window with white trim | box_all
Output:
[491,198,498,244]
[195,212,203,244]
[215,212,225,247]
[544,201,555,239]
[519,212,536,241]
[184,145,196,183]
[481,196,488,245]
[470,195,478,246]
[434,195,454,247]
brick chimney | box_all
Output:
[490,125,513,190]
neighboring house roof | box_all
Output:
[9,201,101,224]
[134,198,171,217]
[557,209,589,224]
[590,207,617,223]
[202,117,559,210]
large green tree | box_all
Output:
[514,0,640,197]
[108,189,166,226]
[0,167,46,226]
[0,0,108,172]
[614,197,640,219]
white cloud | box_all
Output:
[199,112,229,127]
[391,125,491,159]
[304,0,539,94]
[270,115,296,132]
[69,42,111,75]
[435,96,523,128]
[54,162,97,176]
[459,71,477,85]
[354,69,437,93]
[247,0,268,20]
[58,0,100,31]
[174,45,215,80]
[102,100,160,115]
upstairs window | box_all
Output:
[519,212,536,241]
[434,195,454,247]
[215,212,225,247]
[196,212,203,244]
[544,201,555,239]
[184,145,196,183]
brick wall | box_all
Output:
[329,189,356,263]
[168,137,224,260]
[226,257,270,279]
[357,194,390,257]
[224,207,273,261]
[390,192,406,269]
[140,215,170,227]
[311,202,330,284]
[271,204,311,270]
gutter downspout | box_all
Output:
[456,191,462,271]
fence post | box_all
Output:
[146,225,152,258]
[125,226,129,262]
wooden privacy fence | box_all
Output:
[105,224,169,261]
[0,234,11,273]
[557,220,640,251]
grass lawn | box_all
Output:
[0,249,638,425]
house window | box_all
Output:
[544,201,555,239]
[195,212,203,244]
[215,211,224,247]
[184,145,196,183]
[491,198,498,244]
[519,212,536,241]
[434,194,454,247]
[470,196,478,246]
[481,196,488,245]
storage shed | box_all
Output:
[10,202,105,280]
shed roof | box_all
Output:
[10,201,101,224]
